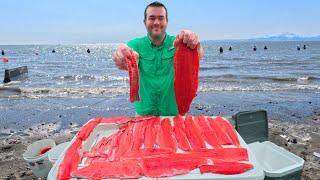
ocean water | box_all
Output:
[1,41,320,129]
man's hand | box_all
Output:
[174,30,203,59]
[174,30,200,49]
[113,44,139,70]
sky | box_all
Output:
[0,0,319,44]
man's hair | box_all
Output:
[144,1,168,22]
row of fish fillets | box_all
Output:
[57,116,253,179]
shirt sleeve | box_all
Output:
[127,39,139,53]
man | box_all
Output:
[113,1,203,116]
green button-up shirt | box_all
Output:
[127,33,178,116]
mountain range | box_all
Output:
[248,33,320,41]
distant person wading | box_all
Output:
[219,47,223,53]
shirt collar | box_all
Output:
[147,33,168,48]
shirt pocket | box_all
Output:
[158,50,174,75]
[139,52,156,75]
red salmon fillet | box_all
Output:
[144,117,160,149]
[174,41,200,115]
[184,116,206,150]
[141,155,206,178]
[122,148,172,159]
[100,116,131,124]
[213,116,240,146]
[173,115,192,151]
[57,139,82,180]
[208,117,233,145]
[156,118,177,151]
[184,148,248,161]
[196,115,222,149]
[131,120,148,151]
[72,160,142,179]
[126,51,139,103]
[200,161,253,175]
[59,116,253,179]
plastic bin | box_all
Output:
[233,110,304,180]
[249,141,304,180]
[48,117,265,180]
[22,139,56,178]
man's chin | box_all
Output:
[150,32,165,40]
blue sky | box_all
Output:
[1,0,319,44]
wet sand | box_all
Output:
[1,112,319,180]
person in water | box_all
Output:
[297,46,301,51]
[1,50,4,56]
[264,46,268,50]
[253,45,257,51]
[87,49,91,53]
[229,46,232,51]
[113,1,203,116]
[303,44,306,50]
[52,49,56,53]
[219,47,223,53]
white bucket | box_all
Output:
[23,139,56,178]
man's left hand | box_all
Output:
[174,30,200,49]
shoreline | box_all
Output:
[1,113,319,179]
[1,91,320,131]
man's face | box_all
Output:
[144,7,168,40]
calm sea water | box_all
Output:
[0,41,320,129]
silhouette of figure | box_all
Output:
[303,45,306,50]
[87,49,91,53]
[1,50,4,55]
[52,49,56,53]
[253,46,257,51]
[219,47,223,53]
[229,46,232,51]
[297,46,301,51]
[264,46,268,50]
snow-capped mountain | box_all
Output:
[249,33,320,41]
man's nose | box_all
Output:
[154,18,160,25]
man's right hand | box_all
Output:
[113,44,139,70]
